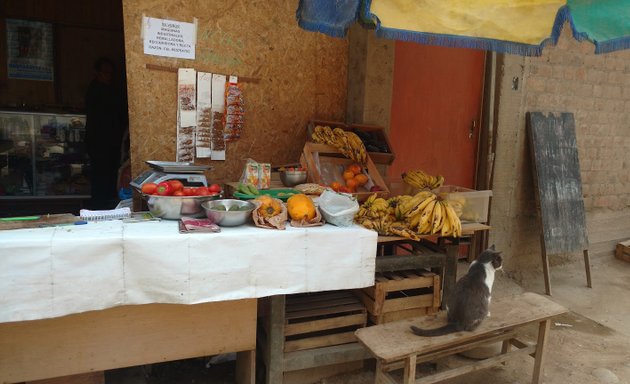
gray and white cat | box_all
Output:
[410,246,503,337]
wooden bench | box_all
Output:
[355,292,567,384]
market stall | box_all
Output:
[0,220,377,383]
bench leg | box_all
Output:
[376,360,397,384]
[403,354,417,384]
[532,319,551,384]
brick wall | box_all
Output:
[490,25,630,280]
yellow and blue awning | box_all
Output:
[296,0,630,56]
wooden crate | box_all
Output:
[300,141,389,202]
[355,270,441,325]
[307,120,395,165]
[283,290,367,353]
[615,239,630,262]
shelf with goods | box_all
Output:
[0,111,89,199]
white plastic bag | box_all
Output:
[318,189,359,227]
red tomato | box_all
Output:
[173,190,185,196]
[182,187,196,196]
[141,182,158,195]
[196,187,210,196]
[208,183,222,193]
[168,179,184,192]
[156,182,173,196]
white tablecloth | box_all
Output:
[0,221,377,323]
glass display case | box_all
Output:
[0,111,90,197]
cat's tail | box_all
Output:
[410,323,459,337]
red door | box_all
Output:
[387,42,485,190]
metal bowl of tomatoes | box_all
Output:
[140,182,223,220]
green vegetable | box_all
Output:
[246,184,260,195]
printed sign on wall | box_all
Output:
[6,19,54,81]
[143,16,196,60]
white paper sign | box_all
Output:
[143,16,196,59]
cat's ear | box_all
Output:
[489,244,496,250]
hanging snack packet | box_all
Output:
[224,76,244,142]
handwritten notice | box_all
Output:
[143,16,196,59]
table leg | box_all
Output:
[532,319,551,384]
[236,350,255,384]
[443,243,459,309]
[266,295,286,384]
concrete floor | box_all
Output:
[106,253,630,384]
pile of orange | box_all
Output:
[330,163,369,193]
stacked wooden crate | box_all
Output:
[283,290,367,352]
[355,269,441,325]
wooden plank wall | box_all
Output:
[0,0,125,110]
[122,0,349,182]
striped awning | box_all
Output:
[296,0,630,56]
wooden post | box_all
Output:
[539,235,552,296]
[583,249,592,288]
[265,295,286,384]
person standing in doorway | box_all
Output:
[85,57,127,209]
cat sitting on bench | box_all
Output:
[411,246,503,337]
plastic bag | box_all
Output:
[317,189,359,227]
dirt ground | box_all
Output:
[106,254,630,384]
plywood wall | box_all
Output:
[122,0,348,182]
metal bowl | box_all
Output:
[202,199,256,227]
[280,170,308,187]
[143,194,221,220]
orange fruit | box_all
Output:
[346,178,358,190]
[354,173,369,186]
[347,163,362,175]
[343,170,355,180]
[329,181,341,191]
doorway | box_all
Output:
[387,42,486,189]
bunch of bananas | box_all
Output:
[355,194,395,236]
[402,191,462,237]
[402,169,445,190]
[354,194,421,241]
[355,191,463,239]
[312,125,367,164]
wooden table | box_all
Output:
[0,221,377,384]
[0,299,257,384]
[376,223,490,307]
[355,292,567,384]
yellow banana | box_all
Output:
[431,201,444,234]
[389,223,421,241]
[440,205,453,236]
[407,194,437,217]
[443,203,462,237]
[408,212,421,229]
[417,199,436,234]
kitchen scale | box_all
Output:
[130,161,210,190]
